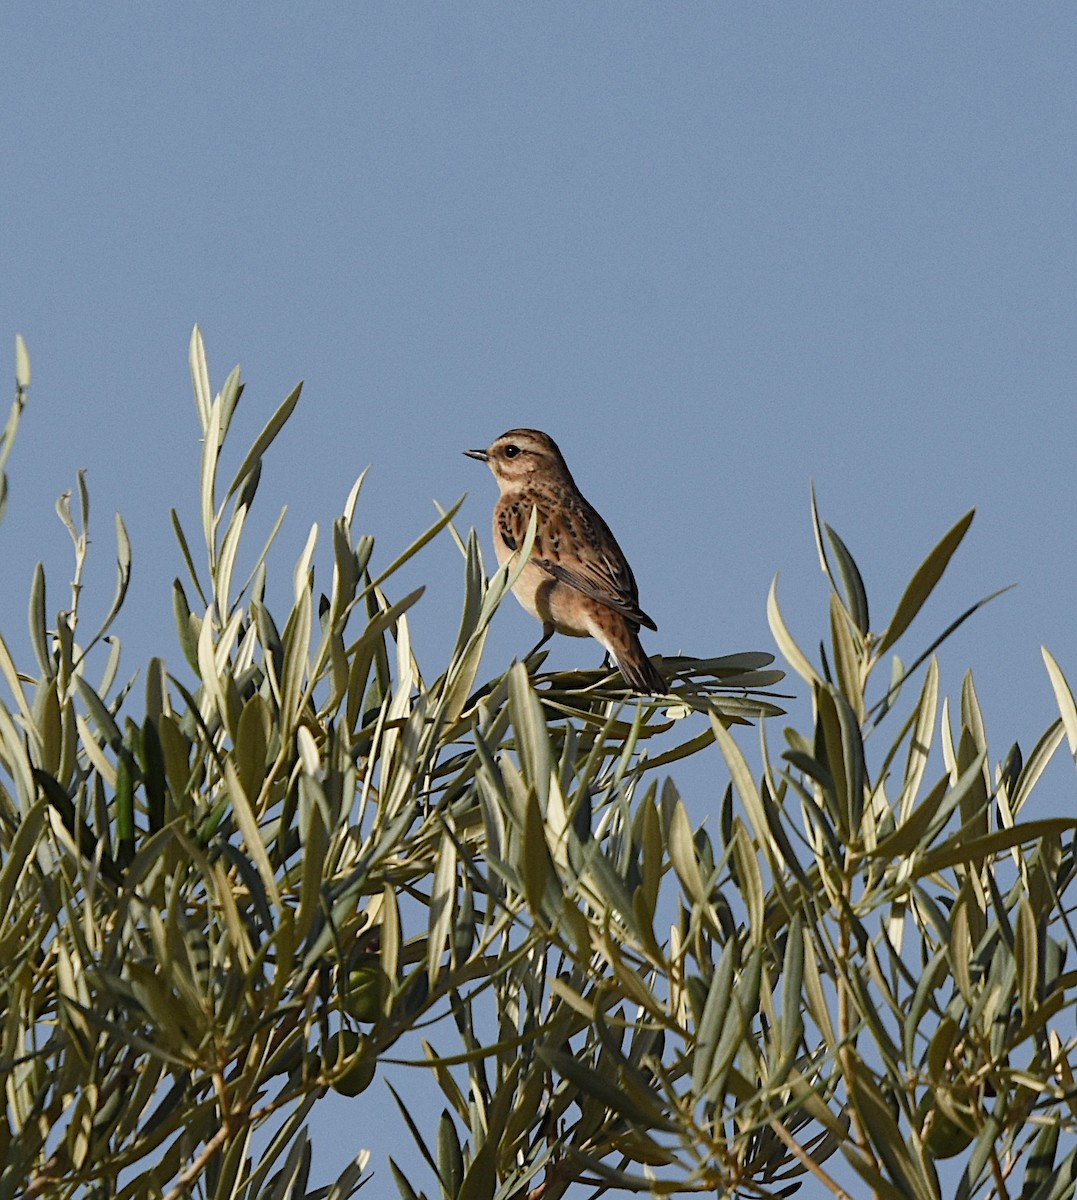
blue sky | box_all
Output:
[4,3,1077,1190]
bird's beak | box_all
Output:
[463,448,489,463]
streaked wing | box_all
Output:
[544,494,657,630]
[497,491,658,630]
[536,557,658,630]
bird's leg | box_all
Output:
[524,623,555,661]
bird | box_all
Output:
[465,428,665,695]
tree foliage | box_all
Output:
[1,331,1076,1200]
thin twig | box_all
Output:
[770,1117,855,1200]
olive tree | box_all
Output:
[0,331,1075,1200]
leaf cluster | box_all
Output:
[0,332,778,1199]
[2,332,1077,1200]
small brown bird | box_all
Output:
[465,428,665,695]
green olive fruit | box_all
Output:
[921,1091,975,1159]
[323,1029,376,1097]
[342,962,388,1024]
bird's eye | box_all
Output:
[503,445,521,459]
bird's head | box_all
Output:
[464,428,574,492]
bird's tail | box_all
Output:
[614,635,666,696]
